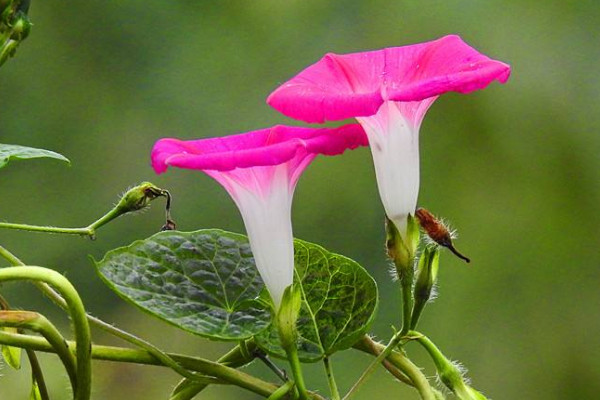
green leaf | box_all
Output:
[256,239,378,362]
[94,229,272,341]
[0,144,70,169]
[1,327,21,370]
[30,378,42,400]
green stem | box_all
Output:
[343,332,404,399]
[170,342,257,400]
[355,334,413,386]
[409,331,474,400]
[0,310,78,393]
[284,342,309,400]
[0,222,92,236]
[352,335,436,400]
[267,380,295,400]
[323,356,341,400]
[85,206,123,233]
[410,299,427,331]
[25,348,51,400]
[0,202,124,238]
[401,277,414,335]
[0,266,91,400]
[0,331,326,399]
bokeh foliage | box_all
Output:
[0,1,599,399]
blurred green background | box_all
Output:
[1,0,599,399]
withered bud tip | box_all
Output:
[415,207,470,264]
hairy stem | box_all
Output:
[351,335,436,400]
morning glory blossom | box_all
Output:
[151,124,367,307]
[267,35,511,237]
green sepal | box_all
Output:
[465,386,489,400]
[385,215,419,278]
[255,239,378,362]
[0,144,70,169]
[95,229,272,341]
[1,327,21,369]
[276,284,301,350]
[406,214,420,257]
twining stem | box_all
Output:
[0,266,91,400]
[25,348,50,400]
[0,331,327,400]
[267,380,295,400]
[0,244,203,383]
[350,335,436,400]
[0,310,78,393]
[1,295,50,400]
[323,356,341,400]
[170,342,257,400]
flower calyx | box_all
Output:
[386,214,419,279]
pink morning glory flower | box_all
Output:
[267,35,511,237]
[151,124,367,308]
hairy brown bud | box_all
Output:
[415,208,470,263]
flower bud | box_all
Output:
[115,182,165,214]
[410,246,440,329]
[415,208,470,263]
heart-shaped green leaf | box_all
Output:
[0,144,70,169]
[95,229,272,341]
[256,239,378,362]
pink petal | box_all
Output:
[151,124,367,173]
[150,124,368,308]
[267,35,511,123]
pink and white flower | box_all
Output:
[268,35,511,237]
[151,124,367,307]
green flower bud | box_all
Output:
[415,247,440,302]
[114,182,166,214]
[85,182,170,236]
[410,246,440,329]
